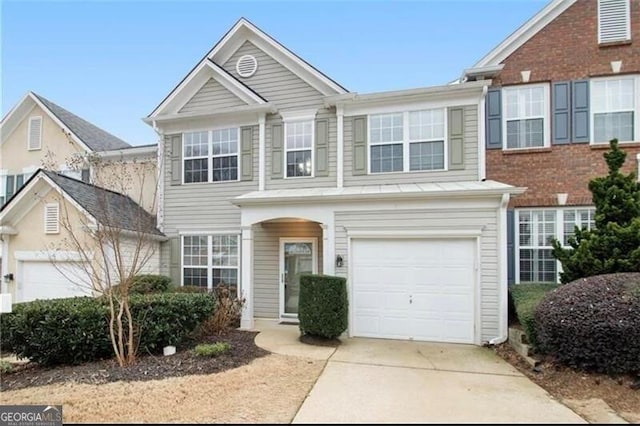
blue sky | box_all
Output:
[1,0,546,145]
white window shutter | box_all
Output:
[28,116,43,150]
[44,203,60,234]
[598,0,631,43]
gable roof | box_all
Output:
[0,169,163,237]
[1,92,131,152]
[464,0,577,78]
[148,17,347,118]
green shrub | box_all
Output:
[298,274,348,339]
[193,342,231,357]
[171,285,209,294]
[0,359,14,374]
[508,283,558,348]
[534,273,640,374]
[129,274,172,294]
[1,293,215,366]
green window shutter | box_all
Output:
[486,88,502,149]
[168,134,183,186]
[6,175,15,200]
[572,80,590,144]
[240,126,254,181]
[352,116,367,176]
[315,119,329,177]
[81,168,91,183]
[271,123,284,179]
[552,81,571,145]
[169,236,181,287]
[447,107,465,170]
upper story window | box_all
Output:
[285,121,313,177]
[28,116,42,150]
[503,84,548,149]
[598,0,631,44]
[592,77,635,143]
[369,109,446,174]
[183,128,239,184]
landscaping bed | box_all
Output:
[0,329,268,391]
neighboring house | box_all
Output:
[0,169,165,303]
[0,92,159,289]
[146,18,523,345]
[461,0,640,284]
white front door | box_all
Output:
[351,238,476,343]
[279,238,317,318]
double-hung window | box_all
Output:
[591,77,635,143]
[183,128,239,183]
[369,108,446,173]
[285,121,313,177]
[517,208,596,283]
[504,85,547,149]
[183,234,239,293]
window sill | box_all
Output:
[598,39,632,48]
[502,147,552,155]
[590,141,640,150]
[182,180,241,185]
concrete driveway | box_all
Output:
[292,337,586,424]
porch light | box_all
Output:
[336,255,343,268]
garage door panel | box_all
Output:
[20,261,91,303]
[352,238,475,344]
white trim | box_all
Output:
[258,114,266,191]
[345,228,483,238]
[0,226,18,235]
[478,86,488,180]
[280,109,318,122]
[283,119,315,179]
[598,0,631,44]
[97,144,157,160]
[339,94,482,118]
[236,54,258,78]
[637,153,640,182]
[44,202,60,234]
[279,237,318,319]
[501,83,551,150]
[240,226,254,329]
[27,116,43,151]
[14,250,86,262]
[178,228,241,235]
[182,127,241,185]
[470,0,577,69]
[180,233,241,291]
[496,193,510,345]
[589,75,639,144]
[336,106,344,188]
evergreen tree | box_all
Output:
[552,139,640,283]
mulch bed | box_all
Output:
[1,330,269,392]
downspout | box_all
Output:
[478,85,488,181]
[152,120,164,233]
[488,192,511,345]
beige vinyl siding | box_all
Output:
[334,206,500,342]
[222,41,324,110]
[179,78,246,113]
[253,221,324,318]
[161,124,259,237]
[265,109,337,189]
[344,105,479,185]
[159,241,170,277]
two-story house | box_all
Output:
[0,92,161,301]
[147,18,523,345]
[461,0,640,285]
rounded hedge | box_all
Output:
[130,274,172,294]
[534,273,640,374]
[298,274,348,339]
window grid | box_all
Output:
[183,129,241,183]
[182,235,240,292]
[212,128,239,182]
[592,78,636,143]
[183,131,210,183]
[563,209,596,245]
[503,85,547,149]
[369,109,446,174]
[285,121,313,178]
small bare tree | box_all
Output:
[42,148,159,366]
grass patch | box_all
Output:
[0,359,13,374]
[509,283,558,348]
[193,342,231,357]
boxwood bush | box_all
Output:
[508,283,558,348]
[0,292,214,366]
[298,274,348,339]
[130,274,172,294]
[534,273,640,374]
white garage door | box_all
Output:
[19,261,92,303]
[352,238,476,343]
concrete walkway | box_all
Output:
[253,320,586,424]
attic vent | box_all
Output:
[28,116,42,150]
[598,0,631,44]
[44,203,60,234]
[236,55,258,78]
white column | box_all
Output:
[336,106,344,189]
[258,114,266,191]
[320,223,335,275]
[240,225,254,329]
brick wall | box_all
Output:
[487,0,640,208]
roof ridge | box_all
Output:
[43,169,140,203]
